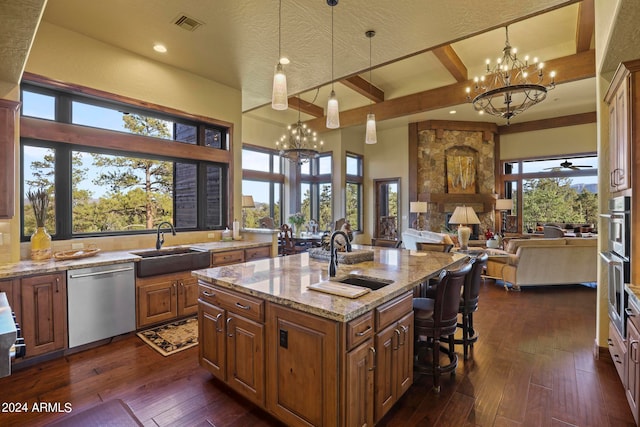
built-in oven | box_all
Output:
[602,195,631,337]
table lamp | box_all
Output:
[449,205,480,250]
[241,195,255,228]
[410,201,428,230]
[495,198,514,235]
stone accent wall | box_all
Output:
[417,128,496,235]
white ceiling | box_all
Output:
[5,1,640,132]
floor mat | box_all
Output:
[137,316,198,356]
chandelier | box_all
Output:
[466,26,556,124]
[276,104,324,165]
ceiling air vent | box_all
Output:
[173,14,204,32]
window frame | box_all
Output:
[300,153,333,230]
[345,152,364,232]
[241,145,285,226]
[19,78,233,241]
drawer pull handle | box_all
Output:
[226,317,234,337]
[355,326,372,337]
[626,308,637,317]
[368,347,376,371]
[235,302,250,310]
[202,291,216,297]
[614,354,622,364]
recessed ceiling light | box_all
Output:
[449,110,456,114]
[153,44,167,53]
[280,57,290,65]
[478,110,484,115]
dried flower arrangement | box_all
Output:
[27,188,49,228]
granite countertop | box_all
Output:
[627,283,640,308]
[192,246,468,322]
[0,240,272,279]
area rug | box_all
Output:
[137,316,198,356]
[49,399,142,426]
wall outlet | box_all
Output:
[208,233,216,238]
[71,242,84,250]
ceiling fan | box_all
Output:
[544,159,593,171]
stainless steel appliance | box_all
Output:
[67,263,136,348]
[602,195,631,337]
[0,293,24,377]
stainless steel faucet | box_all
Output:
[156,221,176,250]
[328,230,352,277]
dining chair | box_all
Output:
[413,258,472,392]
[279,224,307,256]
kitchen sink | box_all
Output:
[335,275,394,290]
[131,247,210,277]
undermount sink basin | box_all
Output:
[132,247,210,277]
[335,275,394,290]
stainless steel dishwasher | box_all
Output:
[67,262,136,348]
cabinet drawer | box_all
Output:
[199,282,263,322]
[212,250,245,266]
[347,311,374,350]
[609,321,626,382]
[375,291,412,331]
[245,246,271,261]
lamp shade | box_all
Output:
[449,206,480,225]
[242,195,255,208]
[495,198,513,211]
[271,63,288,110]
[410,201,428,213]
[365,113,377,144]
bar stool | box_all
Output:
[413,259,472,392]
[456,252,488,360]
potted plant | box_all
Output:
[288,212,306,237]
[27,188,52,260]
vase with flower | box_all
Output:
[288,212,306,237]
[27,188,52,260]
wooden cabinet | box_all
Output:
[0,278,20,323]
[609,321,627,383]
[345,311,375,427]
[373,293,414,422]
[266,303,339,427]
[211,245,271,267]
[21,272,67,358]
[627,298,640,424]
[137,271,198,328]
[0,99,19,219]
[198,281,265,406]
[606,66,631,193]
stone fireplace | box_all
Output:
[412,120,499,237]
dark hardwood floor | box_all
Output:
[0,280,634,426]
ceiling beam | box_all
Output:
[341,76,384,103]
[576,0,595,52]
[498,111,596,134]
[432,45,468,82]
[288,96,324,118]
[304,50,595,131]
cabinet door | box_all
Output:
[266,303,339,427]
[177,274,199,317]
[137,277,178,328]
[395,311,414,397]
[346,338,375,427]
[0,278,20,323]
[198,300,226,381]
[374,322,398,421]
[226,312,265,405]
[21,273,66,357]
[614,80,630,191]
[0,100,19,219]
[608,95,618,192]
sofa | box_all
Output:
[484,237,597,290]
[401,228,454,250]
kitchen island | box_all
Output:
[192,246,467,426]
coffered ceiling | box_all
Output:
[3,1,640,132]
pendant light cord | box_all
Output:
[278,0,282,61]
[369,32,373,113]
[331,5,334,89]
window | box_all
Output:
[241,146,284,227]
[502,155,598,233]
[300,153,333,230]
[346,153,363,231]
[20,83,230,240]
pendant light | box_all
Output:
[365,30,377,144]
[325,0,340,129]
[271,0,288,110]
